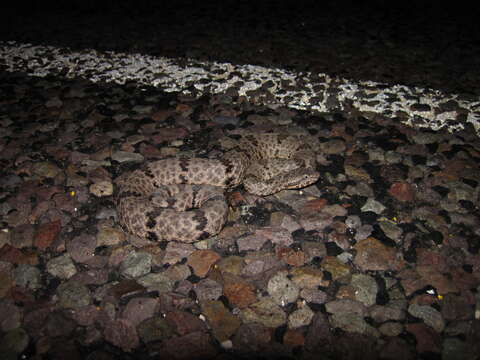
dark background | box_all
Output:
[2,0,480,94]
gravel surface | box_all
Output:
[1,1,480,360]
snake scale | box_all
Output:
[116,133,320,242]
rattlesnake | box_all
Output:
[116,133,320,242]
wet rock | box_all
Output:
[11,224,35,249]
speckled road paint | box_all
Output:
[2,41,479,135]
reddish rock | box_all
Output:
[104,319,140,352]
[151,127,188,144]
[166,310,207,336]
[187,250,220,277]
[388,182,415,202]
[353,237,404,271]
[121,297,159,327]
[300,198,328,214]
[34,220,61,250]
[283,329,305,347]
[160,331,217,360]
[201,300,241,342]
[0,244,38,265]
[276,246,305,267]
[223,276,257,309]
[66,234,97,263]
[151,109,174,122]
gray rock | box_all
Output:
[351,274,378,306]
[46,254,77,279]
[57,280,92,308]
[267,270,299,306]
[361,198,386,214]
[408,304,445,333]
[288,304,315,328]
[120,251,152,278]
[13,264,41,290]
[111,151,144,163]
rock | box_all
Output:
[165,311,207,336]
[288,303,315,329]
[240,298,287,328]
[111,151,144,163]
[187,250,220,277]
[119,251,152,278]
[46,254,77,279]
[353,237,404,271]
[351,273,378,306]
[57,280,91,308]
[13,264,41,290]
[193,278,223,302]
[121,297,158,327]
[201,300,241,342]
[104,319,139,352]
[267,270,299,306]
[408,304,445,333]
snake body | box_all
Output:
[117,133,320,242]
